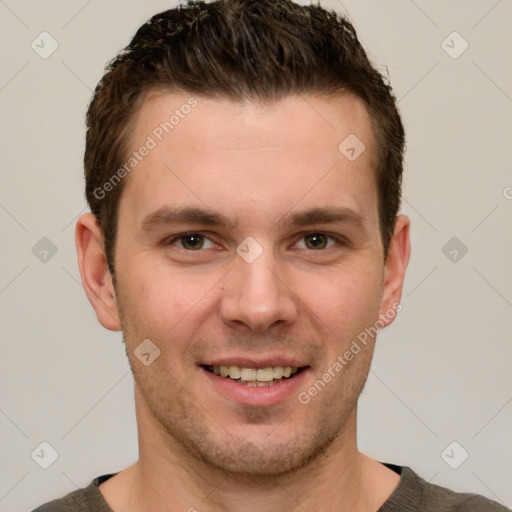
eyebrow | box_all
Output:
[141,206,237,231]
[276,206,366,230]
[140,206,366,231]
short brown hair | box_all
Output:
[85,0,405,271]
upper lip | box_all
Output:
[201,356,308,368]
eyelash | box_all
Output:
[166,231,345,251]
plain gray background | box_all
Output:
[1,1,511,511]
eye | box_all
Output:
[169,233,217,250]
[295,232,338,250]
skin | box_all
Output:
[76,91,410,512]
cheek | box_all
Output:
[115,266,178,336]
[116,262,218,340]
[297,264,383,333]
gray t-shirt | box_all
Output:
[32,463,510,511]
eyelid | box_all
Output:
[294,230,350,252]
[292,231,345,250]
[165,230,348,251]
[166,231,218,249]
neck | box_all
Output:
[100,389,398,512]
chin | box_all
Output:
[173,420,344,480]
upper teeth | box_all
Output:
[212,365,298,381]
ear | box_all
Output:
[378,214,411,327]
[75,213,121,331]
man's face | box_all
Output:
[107,92,403,476]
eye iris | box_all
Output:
[305,233,327,249]
[182,234,204,250]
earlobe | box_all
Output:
[75,213,122,331]
[379,215,411,327]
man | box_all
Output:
[33,1,509,511]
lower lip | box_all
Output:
[200,367,310,406]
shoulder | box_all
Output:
[419,474,509,512]
[31,488,89,512]
[30,474,115,512]
[380,464,510,512]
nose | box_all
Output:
[219,248,298,333]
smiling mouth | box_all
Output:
[203,365,303,387]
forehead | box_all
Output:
[119,91,379,233]
[131,90,375,156]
